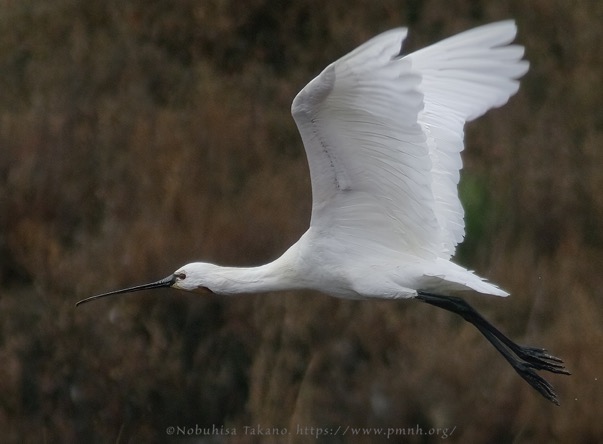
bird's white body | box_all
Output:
[175,20,528,299]
[79,21,570,405]
[180,230,503,298]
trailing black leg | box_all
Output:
[416,291,570,405]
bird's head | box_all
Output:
[170,262,219,294]
[75,262,216,307]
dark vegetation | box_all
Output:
[1,0,602,442]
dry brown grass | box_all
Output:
[1,0,602,442]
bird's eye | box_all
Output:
[175,272,186,280]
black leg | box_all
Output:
[416,291,570,405]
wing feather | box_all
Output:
[409,20,529,256]
[292,21,528,259]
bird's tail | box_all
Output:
[423,259,509,297]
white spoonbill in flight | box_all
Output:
[77,20,569,403]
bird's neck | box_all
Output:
[205,243,305,295]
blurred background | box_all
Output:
[1,0,602,442]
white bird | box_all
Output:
[77,21,568,403]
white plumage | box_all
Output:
[78,21,569,404]
[289,20,527,297]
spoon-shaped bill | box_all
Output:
[75,274,176,307]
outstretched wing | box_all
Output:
[291,21,528,259]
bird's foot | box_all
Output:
[515,345,570,375]
[513,361,562,405]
